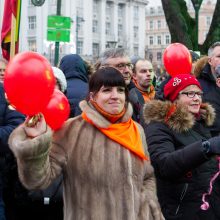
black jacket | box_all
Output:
[59,54,89,117]
[143,100,220,220]
[197,64,220,137]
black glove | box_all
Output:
[202,136,220,155]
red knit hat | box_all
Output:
[164,74,202,101]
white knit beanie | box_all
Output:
[52,67,67,93]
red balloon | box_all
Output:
[4,52,55,115]
[42,89,70,130]
[163,43,192,77]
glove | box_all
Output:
[203,136,220,155]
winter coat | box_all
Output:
[195,62,220,136]
[59,54,89,117]
[9,100,164,220]
[0,84,25,155]
[143,100,220,220]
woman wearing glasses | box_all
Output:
[8,67,164,220]
[143,74,220,220]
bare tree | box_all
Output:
[161,0,220,53]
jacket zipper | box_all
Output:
[175,183,189,215]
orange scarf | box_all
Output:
[82,112,148,160]
[90,100,126,123]
[133,79,155,102]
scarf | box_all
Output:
[133,79,155,102]
[82,111,148,160]
[90,100,126,123]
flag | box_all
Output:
[1,0,21,60]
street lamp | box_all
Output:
[192,0,203,50]
[76,12,85,55]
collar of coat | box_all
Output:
[79,100,133,128]
[143,100,215,133]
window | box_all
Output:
[28,16,36,30]
[28,38,37,51]
[206,16,211,26]
[150,7,154,14]
[133,26,138,39]
[93,43,100,57]
[118,24,123,37]
[157,52,162,61]
[165,35,170,44]
[93,20,98,33]
[133,6,139,20]
[157,36,161,45]
[93,0,98,13]
[158,6,162,14]
[106,22,111,35]
[149,36,154,45]
[77,41,83,55]
[149,20,154,30]
[134,47,138,56]
[106,2,112,16]
[157,20,161,29]
[118,4,123,18]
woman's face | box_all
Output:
[91,86,126,114]
[176,85,203,115]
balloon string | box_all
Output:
[201,156,220,210]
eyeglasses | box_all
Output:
[115,63,133,70]
[179,91,203,98]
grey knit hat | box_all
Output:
[52,67,67,93]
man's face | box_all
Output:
[208,46,220,73]
[0,61,7,83]
[104,56,133,85]
[133,60,154,91]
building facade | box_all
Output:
[0,0,148,63]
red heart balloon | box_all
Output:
[4,51,55,115]
[163,43,192,77]
[42,89,70,130]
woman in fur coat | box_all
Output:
[8,67,164,220]
[144,74,220,220]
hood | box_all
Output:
[59,54,89,82]
[194,57,215,83]
[143,100,215,133]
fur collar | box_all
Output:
[79,100,133,128]
[143,100,215,133]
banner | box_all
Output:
[1,0,21,60]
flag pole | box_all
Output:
[10,14,16,59]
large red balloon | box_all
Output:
[4,51,55,115]
[163,43,192,77]
[42,89,70,130]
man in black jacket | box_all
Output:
[196,42,220,136]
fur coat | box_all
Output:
[9,100,164,220]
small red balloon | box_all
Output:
[4,51,55,115]
[163,43,192,77]
[42,89,70,130]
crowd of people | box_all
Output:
[0,41,220,220]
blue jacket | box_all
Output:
[0,84,25,155]
[59,54,89,117]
